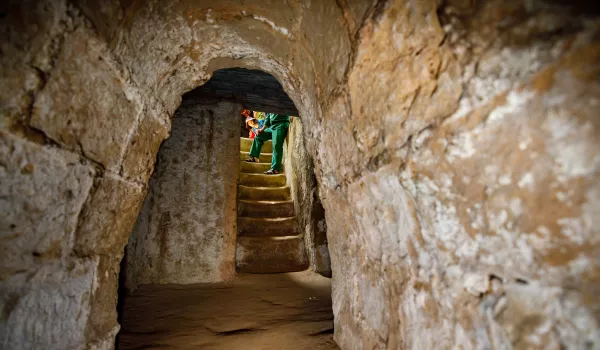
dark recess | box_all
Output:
[185,68,299,116]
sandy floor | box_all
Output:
[117,271,338,350]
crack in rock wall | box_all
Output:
[1,0,599,349]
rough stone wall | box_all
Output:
[1,1,170,349]
[126,100,241,290]
[283,117,331,276]
[310,1,600,348]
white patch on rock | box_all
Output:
[446,132,476,160]
[205,9,215,24]
[519,137,532,150]
[509,198,523,216]
[326,174,342,191]
[489,209,508,229]
[488,89,536,123]
[556,191,569,203]
[317,219,326,232]
[485,164,499,178]
[463,273,489,296]
[252,15,291,37]
[545,109,600,179]
[499,174,512,185]
[444,98,473,125]
[518,172,535,190]
[582,186,600,244]
[537,225,551,237]
[414,128,433,148]
[557,217,585,244]
[516,236,534,265]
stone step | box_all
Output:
[240,137,273,153]
[239,173,286,187]
[238,185,291,201]
[237,199,295,218]
[239,161,273,174]
[238,217,299,237]
[240,151,272,164]
[236,235,308,273]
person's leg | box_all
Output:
[249,128,272,159]
[269,124,288,172]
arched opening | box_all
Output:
[117,68,334,348]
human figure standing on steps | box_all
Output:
[244,112,290,175]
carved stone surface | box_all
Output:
[126,100,241,289]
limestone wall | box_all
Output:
[1,2,170,348]
[125,100,241,290]
[312,1,600,348]
[283,117,331,276]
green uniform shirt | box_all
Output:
[249,112,290,171]
[264,113,290,127]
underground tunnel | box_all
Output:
[1,0,600,349]
[116,67,334,348]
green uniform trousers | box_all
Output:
[249,122,289,171]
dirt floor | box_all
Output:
[117,271,338,350]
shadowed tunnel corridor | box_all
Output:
[116,68,333,349]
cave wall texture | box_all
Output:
[1,0,599,349]
[283,117,331,276]
[323,1,600,347]
[126,100,241,290]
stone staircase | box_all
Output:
[236,137,308,273]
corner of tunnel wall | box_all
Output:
[283,117,332,276]
[125,99,243,289]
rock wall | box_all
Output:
[283,117,331,276]
[2,0,600,349]
[126,100,241,289]
[1,2,170,348]
[311,1,600,348]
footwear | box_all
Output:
[264,169,280,175]
[244,156,258,163]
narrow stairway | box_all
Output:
[236,137,308,273]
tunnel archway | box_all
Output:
[123,67,329,289]
[118,67,334,348]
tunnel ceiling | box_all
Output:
[185,68,299,116]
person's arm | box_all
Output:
[257,114,272,134]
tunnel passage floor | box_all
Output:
[117,271,338,349]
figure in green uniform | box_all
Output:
[244,113,290,174]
